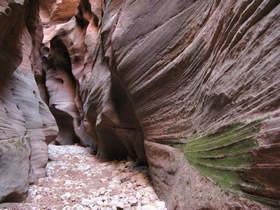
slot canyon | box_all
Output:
[0,0,280,209]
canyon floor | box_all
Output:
[0,145,166,210]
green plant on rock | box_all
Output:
[182,118,280,208]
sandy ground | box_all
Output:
[0,145,166,210]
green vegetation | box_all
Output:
[182,119,280,208]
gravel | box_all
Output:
[0,145,166,210]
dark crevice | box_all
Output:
[109,57,147,164]
[1,192,27,203]
[44,36,81,145]
[50,37,76,84]
[75,0,91,29]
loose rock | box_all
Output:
[0,145,166,210]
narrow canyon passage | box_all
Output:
[0,145,166,210]
[1,0,280,209]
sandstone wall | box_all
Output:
[1,0,279,209]
[81,0,280,209]
[0,0,58,202]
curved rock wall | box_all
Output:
[0,0,25,84]
[0,0,58,202]
[79,0,280,209]
[37,0,280,208]
[1,0,279,209]
[39,0,97,147]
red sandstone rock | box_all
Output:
[0,0,58,202]
[37,0,280,208]
[39,0,98,147]
[1,0,280,209]
[80,0,280,209]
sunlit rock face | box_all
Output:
[0,0,58,202]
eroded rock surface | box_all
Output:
[0,0,58,202]
[0,0,280,209]
[0,137,30,202]
[74,0,280,209]
[77,0,280,209]
[39,0,97,147]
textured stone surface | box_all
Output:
[78,0,280,209]
[0,0,25,84]
[37,0,280,208]
[80,0,147,163]
[0,137,31,202]
[0,145,167,210]
[0,69,58,200]
[1,0,280,209]
[145,141,273,210]
[0,69,58,183]
[0,0,58,202]
[39,0,97,147]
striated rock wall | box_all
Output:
[37,0,280,208]
[0,0,58,202]
[1,0,279,209]
[78,0,280,209]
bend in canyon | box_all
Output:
[0,0,280,209]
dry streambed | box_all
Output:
[0,145,166,210]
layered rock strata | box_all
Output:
[0,0,280,209]
[78,0,280,209]
[0,0,58,202]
